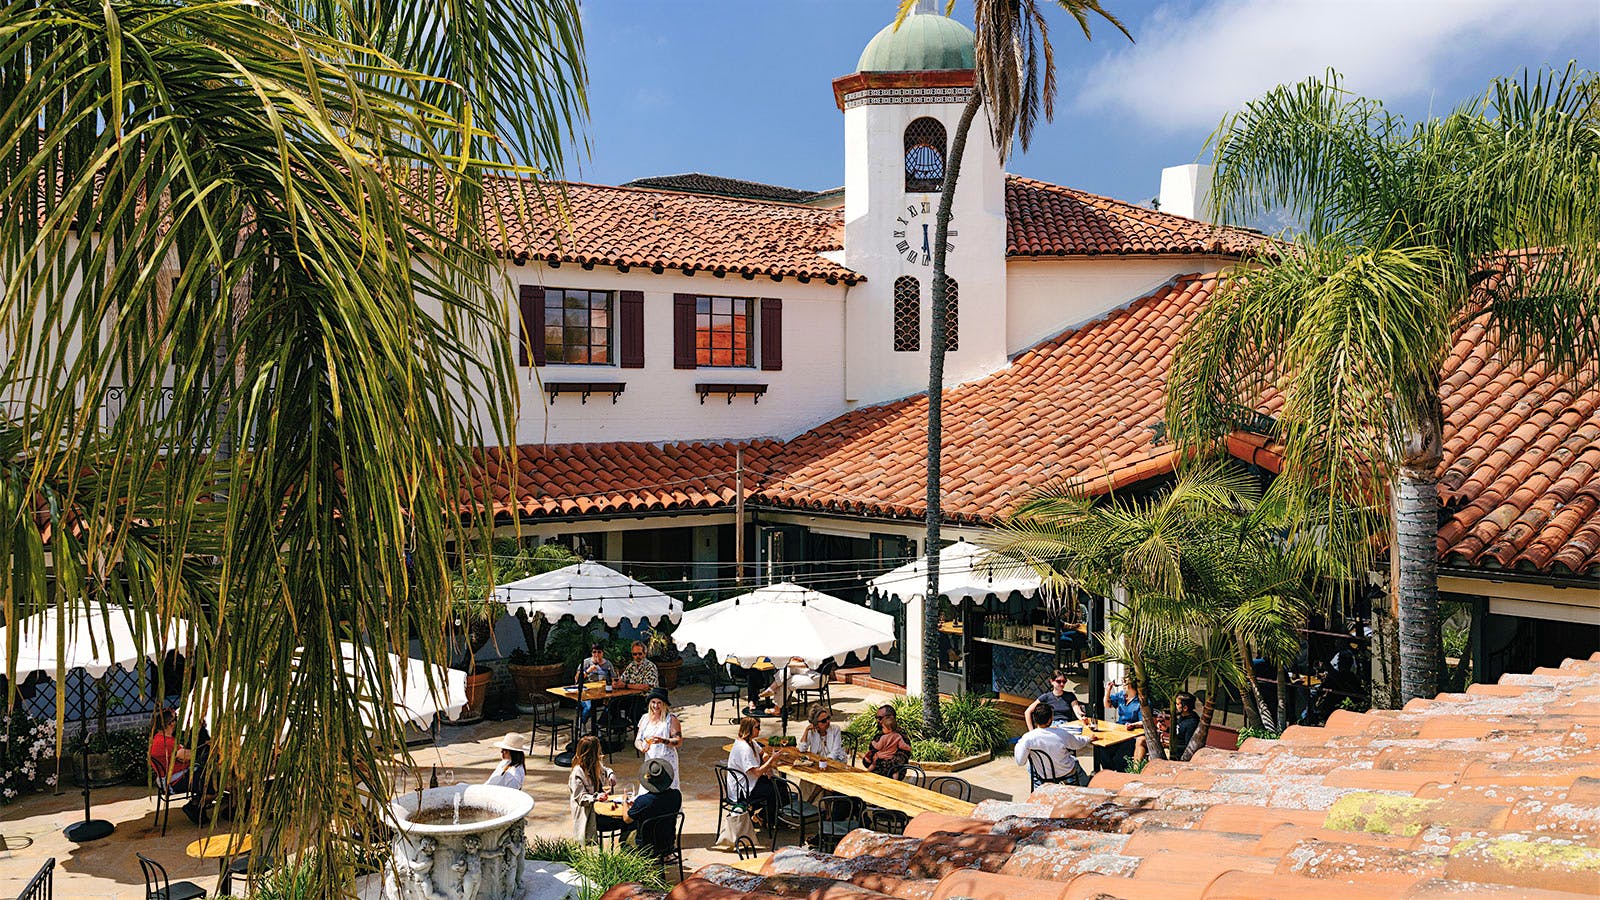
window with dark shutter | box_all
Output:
[941,275,958,351]
[760,297,782,371]
[518,284,545,366]
[893,276,920,351]
[619,290,644,368]
[673,293,697,369]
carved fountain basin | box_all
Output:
[386,785,534,900]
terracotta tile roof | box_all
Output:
[462,441,782,519]
[604,655,1600,900]
[1435,315,1600,574]
[483,178,860,284]
[755,276,1214,522]
[621,173,820,204]
[475,269,1599,575]
[1005,176,1268,258]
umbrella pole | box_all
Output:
[781,667,790,736]
[64,671,115,842]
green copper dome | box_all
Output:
[856,14,975,73]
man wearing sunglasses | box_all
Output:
[620,641,659,690]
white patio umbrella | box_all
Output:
[493,561,682,628]
[673,582,896,732]
[868,538,1044,605]
[1,603,191,843]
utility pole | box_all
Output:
[734,445,745,585]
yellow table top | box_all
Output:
[593,799,627,817]
[725,657,776,671]
[778,760,976,818]
[547,682,648,703]
[729,855,770,873]
[186,833,251,860]
[1073,721,1141,749]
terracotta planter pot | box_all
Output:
[653,657,683,689]
[508,662,566,704]
[462,670,492,719]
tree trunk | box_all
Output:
[1393,417,1444,705]
[1181,683,1216,761]
[1233,633,1264,730]
[921,88,981,736]
[1370,597,1400,709]
[1275,663,1290,731]
[1136,670,1165,762]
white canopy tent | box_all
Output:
[493,561,682,628]
[1,603,192,842]
[672,582,896,732]
[867,538,1045,605]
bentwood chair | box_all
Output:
[811,795,862,853]
[892,763,926,787]
[137,853,206,900]
[1026,747,1087,791]
[771,775,818,851]
[734,836,762,860]
[927,775,972,801]
[636,812,686,882]
[709,663,745,725]
[714,764,749,839]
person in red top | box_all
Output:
[149,709,191,788]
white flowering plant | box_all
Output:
[0,708,56,803]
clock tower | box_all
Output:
[835,3,1007,406]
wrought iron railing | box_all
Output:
[18,857,54,900]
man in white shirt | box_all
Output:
[1013,705,1090,786]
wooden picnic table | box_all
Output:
[778,756,976,818]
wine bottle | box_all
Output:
[429,765,438,788]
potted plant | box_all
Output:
[507,619,587,708]
[644,624,682,689]
[450,594,505,722]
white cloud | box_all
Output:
[1078,0,1598,132]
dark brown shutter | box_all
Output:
[619,290,645,368]
[518,284,545,366]
[760,297,783,371]
[673,293,697,369]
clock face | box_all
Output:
[890,201,957,267]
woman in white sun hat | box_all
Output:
[485,734,528,790]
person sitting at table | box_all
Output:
[757,657,823,713]
[735,658,775,715]
[150,708,213,823]
[634,688,681,788]
[1105,677,1148,763]
[798,706,846,762]
[860,704,912,777]
[620,641,659,689]
[726,716,782,826]
[1014,704,1090,785]
[1170,691,1201,759]
[485,734,528,790]
[619,758,682,858]
[1026,670,1087,726]
[568,735,617,843]
[575,643,619,733]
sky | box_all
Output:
[563,0,1598,207]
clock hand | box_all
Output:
[921,224,931,263]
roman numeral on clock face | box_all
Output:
[906,205,918,217]
[896,240,910,253]
[893,230,905,239]
[906,251,918,262]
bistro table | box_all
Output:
[1068,720,1142,772]
[730,855,770,873]
[546,682,648,758]
[778,755,977,818]
[186,833,251,886]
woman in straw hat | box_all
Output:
[484,734,528,790]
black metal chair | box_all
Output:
[709,662,745,724]
[635,812,686,882]
[812,794,862,853]
[714,764,749,839]
[137,853,207,900]
[861,806,908,835]
[790,659,836,716]
[771,775,818,851]
[17,857,52,900]
[1026,747,1086,791]
[926,775,971,801]
[892,763,926,787]
[151,766,195,837]
[734,836,762,860]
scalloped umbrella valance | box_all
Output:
[493,561,682,628]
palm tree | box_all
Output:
[1,0,585,889]
[895,0,1129,736]
[1166,68,1600,706]
[986,465,1333,761]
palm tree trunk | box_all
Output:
[1275,663,1290,731]
[921,89,981,735]
[1393,418,1444,705]
[1233,634,1264,730]
[1181,683,1216,761]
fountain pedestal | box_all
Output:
[385,785,535,900]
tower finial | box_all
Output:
[912,0,939,15]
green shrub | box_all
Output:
[1238,726,1281,742]
[527,835,582,863]
[909,740,957,762]
[568,842,668,900]
[66,726,149,782]
[231,856,323,900]
[941,693,1009,755]
[1125,757,1148,775]
[843,708,878,751]
[889,695,926,740]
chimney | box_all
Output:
[1158,164,1214,222]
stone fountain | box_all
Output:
[385,785,535,900]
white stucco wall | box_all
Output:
[1004,256,1237,355]
[841,91,1009,405]
[501,262,852,445]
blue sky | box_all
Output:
[566,0,1598,206]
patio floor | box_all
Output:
[0,681,1034,899]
